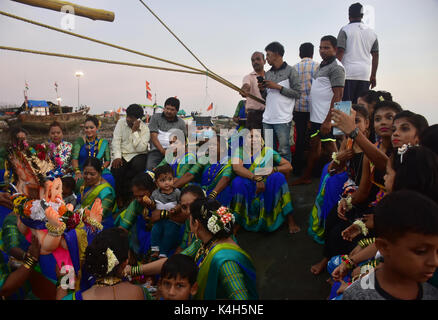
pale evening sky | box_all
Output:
[0,0,437,124]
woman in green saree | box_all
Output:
[76,157,116,230]
[124,199,258,300]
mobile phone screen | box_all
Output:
[333,101,352,136]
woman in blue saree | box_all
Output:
[229,129,299,233]
[72,116,115,189]
[174,134,234,206]
[76,157,116,230]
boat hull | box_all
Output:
[15,107,90,131]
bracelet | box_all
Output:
[273,166,279,173]
[331,152,340,165]
[160,210,169,220]
[45,222,66,237]
[358,237,376,248]
[131,265,143,277]
[23,253,37,270]
[341,254,356,270]
[254,176,264,183]
[208,191,218,199]
[353,219,369,236]
[84,216,103,231]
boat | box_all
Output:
[7,100,90,131]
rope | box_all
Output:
[0,9,265,104]
[137,1,248,97]
[0,45,204,75]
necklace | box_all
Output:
[195,238,219,268]
[86,137,98,158]
[206,163,223,185]
[95,276,123,287]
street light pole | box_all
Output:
[75,71,84,111]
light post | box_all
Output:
[75,71,84,110]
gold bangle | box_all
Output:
[84,216,103,231]
[45,222,66,237]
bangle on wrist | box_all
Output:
[341,254,356,270]
[208,191,218,199]
[160,210,169,220]
[273,166,279,173]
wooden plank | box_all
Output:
[11,0,115,22]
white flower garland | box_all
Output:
[206,206,235,234]
[353,219,369,236]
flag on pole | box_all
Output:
[146,80,152,101]
[25,81,29,90]
[54,82,58,88]
[207,103,213,111]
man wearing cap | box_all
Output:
[111,103,150,207]
[337,2,379,103]
[146,97,187,170]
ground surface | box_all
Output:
[236,178,331,300]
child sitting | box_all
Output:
[145,164,182,259]
[61,176,77,207]
[157,254,198,300]
[343,190,438,300]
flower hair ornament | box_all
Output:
[106,248,119,274]
[206,206,235,234]
[145,170,155,181]
[397,144,410,164]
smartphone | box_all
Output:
[256,76,264,83]
[333,101,352,136]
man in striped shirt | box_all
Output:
[292,43,319,176]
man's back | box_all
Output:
[337,22,378,81]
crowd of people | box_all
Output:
[0,2,438,300]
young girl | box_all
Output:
[331,145,438,298]
[309,105,370,246]
[391,111,429,148]
[311,101,403,275]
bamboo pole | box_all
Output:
[0,10,265,104]
[11,0,115,22]
[0,45,205,75]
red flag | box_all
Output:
[146,91,152,101]
[207,103,213,111]
[146,81,151,91]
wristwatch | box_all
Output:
[348,127,359,140]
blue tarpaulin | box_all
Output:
[27,100,48,108]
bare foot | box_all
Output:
[290,177,312,186]
[310,258,329,275]
[288,215,301,234]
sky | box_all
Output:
[0,0,438,124]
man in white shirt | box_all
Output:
[259,42,301,163]
[337,2,379,103]
[111,104,150,208]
